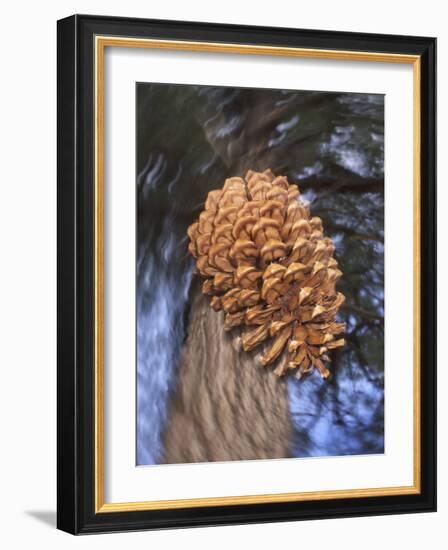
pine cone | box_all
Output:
[188,169,346,379]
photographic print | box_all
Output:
[136,83,385,466]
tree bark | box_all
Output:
[162,279,293,464]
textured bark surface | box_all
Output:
[162,280,293,464]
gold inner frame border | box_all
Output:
[94,35,421,513]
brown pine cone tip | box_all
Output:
[187,169,346,379]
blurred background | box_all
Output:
[136,83,384,465]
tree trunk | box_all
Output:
[162,279,293,464]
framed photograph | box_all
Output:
[57,14,436,534]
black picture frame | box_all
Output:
[57,14,436,534]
